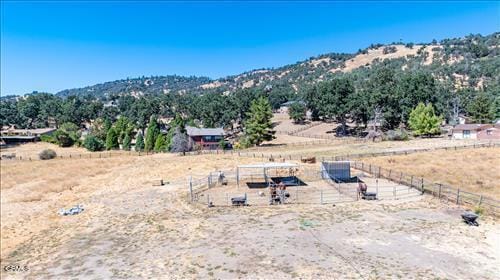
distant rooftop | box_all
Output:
[280,100,305,107]
[186,126,224,136]
[0,127,56,135]
[452,124,491,131]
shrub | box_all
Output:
[384,129,409,141]
[39,149,57,160]
[218,139,226,150]
[382,46,397,54]
[40,134,58,144]
[474,206,484,216]
[54,122,81,147]
[55,130,75,147]
[83,135,105,152]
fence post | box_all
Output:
[478,195,483,206]
[189,176,193,202]
[438,184,442,199]
[388,169,392,179]
[421,178,424,194]
[410,176,414,188]
[456,189,460,204]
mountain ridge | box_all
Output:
[52,32,499,99]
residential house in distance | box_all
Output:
[186,126,224,150]
[450,124,500,140]
[278,101,306,114]
[477,125,500,140]
[0,126,56,144]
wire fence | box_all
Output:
[0,150,160,161]
[3,139,498,162]
[351,161,500,215]
[274,121,323,136]
[183,141,500,162]
[188,165,423,207]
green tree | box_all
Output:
[492,96,500,120]
[145,116,160,152]
[135,133,145,151]
[408,103,442,137]
[122,134,131,151]
[54,122,80,147]
[114,116,135,144]
[154,134,167,152]
[244,97,275,146]
[105,128,119,150]
[288,102,306,123]
[313,77,355,135]
[468,93,494,123]
[83,135,105,152]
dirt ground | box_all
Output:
[362,147,500,200]
[1,149,500,279]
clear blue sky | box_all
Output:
[1,1,499,95]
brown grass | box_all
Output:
[362,148,500,199]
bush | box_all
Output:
[55,130,75,147]
[39,149,57,160]
[384,129,409,141]
[83,135,105,152]
[474,206,484,216]
[219,139,226,150]
[54,122,80,147]
[40,134,58,144]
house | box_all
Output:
[0,126,56,144]
[186,126,224,150]
[457,114,472,125]
[477,125,500,140]
[278,101,306,114]
[451,124,492,139]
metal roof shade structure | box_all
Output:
[236,162,299,188]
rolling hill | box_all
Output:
[54,32,500,100]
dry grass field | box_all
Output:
[362,147,500,200]
[253,137,495,159]
[0,142,138,160]
[1,142,500,279]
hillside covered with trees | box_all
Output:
[1,32,499,150]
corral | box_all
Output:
[191,161,423,207]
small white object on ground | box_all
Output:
[58,205,84,216]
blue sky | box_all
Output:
[1,1,499,95]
